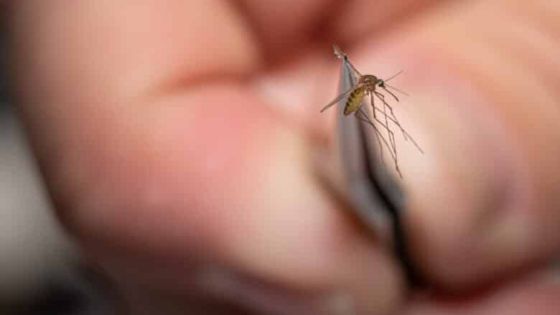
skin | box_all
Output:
[6,0,560,314]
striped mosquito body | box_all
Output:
[343,75,381,115]
[344,86,366,115]
[321,46,423,177]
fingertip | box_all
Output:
[348,0,560,290]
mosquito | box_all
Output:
[320,45,423,177]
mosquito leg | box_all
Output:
[367,94,398,157]
[381,92,395,152]
[368,107,397,150]
[367,93,397,124]
[369,93,377,119]
[355,108,384,163]
[375,92,397,123]
[375,92,404,138]
[374,92,409,139]
[381,86,399,102]
[369,93,394,134]
[355,108,402,177]
[374,91,424,154]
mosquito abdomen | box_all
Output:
[344,87,365,115]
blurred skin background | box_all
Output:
[2,0,560,314]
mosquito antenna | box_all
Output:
[383,70,408,96]
[384,70,403,82]
[320,85,358,113]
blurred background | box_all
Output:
[0,23,114,315]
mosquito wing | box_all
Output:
[320,85,359,113]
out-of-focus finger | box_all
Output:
[8,0,260,263]
[8,1,403,313]
[342,0,560,289]
[237,0,441,60]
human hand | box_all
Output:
[8,0,560,314]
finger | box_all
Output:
[328,0,441,44]
[8,1,403,313]
[342,0,560,289]
[236,0,442,60]
[8,0,259,260]
[263,0,560,291]
[236,0,330,58]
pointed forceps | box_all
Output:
[333,49,420,286]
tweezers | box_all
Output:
[333,48,420,286]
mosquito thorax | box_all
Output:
[359,75,378,84]
[359,75,379,92]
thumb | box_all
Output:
[372,0,560,289]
